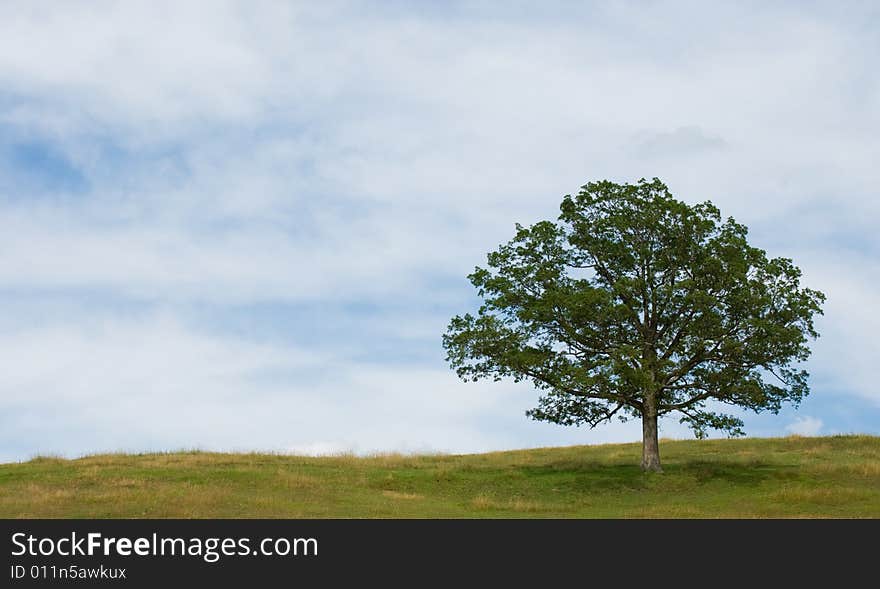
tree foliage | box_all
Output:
[443,179,824,468]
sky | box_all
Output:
[0,1,878,462]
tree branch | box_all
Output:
[518,366,643,411]
[587,402,626,428]
[590,258,645,335]
[659,390,715,412]
[662,320,743,386]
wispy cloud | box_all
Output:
[633,126,727,158]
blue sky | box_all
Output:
[1,1,878,462]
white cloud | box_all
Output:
[800,254,880,407]
[633,126,727,158]
[0,313,648,462]
[786,416,823,437]
[285,441,356,456]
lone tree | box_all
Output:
[443,179,824,472]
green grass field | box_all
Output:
[1,435,878,518]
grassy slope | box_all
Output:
[0,435,878,518]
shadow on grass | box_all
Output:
[670,460,799,486]
[519,462,652,492]
[518,459,800,492]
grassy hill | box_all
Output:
[1,435,878,518]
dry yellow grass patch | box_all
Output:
[105,477,146,489]
[469,493,548,513]
[275,470,320,489]
[471,493,495,510]
[382,490,423,500]
[768,487,873,505]
[853,462,880,477]
[15,483,77,502]
[604,450,635,462]
[811,461,880,478]
[507,499,544,512]
[320,452,429,470]
[627,505,708,518]
[430,467,455,482]
[799,444,833,456]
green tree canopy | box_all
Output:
[443,179,825,471]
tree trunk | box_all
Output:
[641,408,662,473]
